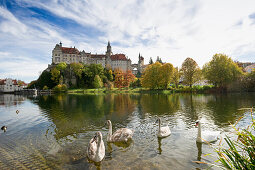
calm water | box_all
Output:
[0,93,254,169]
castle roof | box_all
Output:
[91,54,106,58]
[110,54,128,61]
[61,47,80,54]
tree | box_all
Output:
[158,63,174,89]
[172,67,180,88]
[181,58,201,87]
[104,68,113,81]
[156,56,163,64]
[114,69,124,88]
[149,57,154,64]
[70,63,84,79]
[56,62,67,71]
[202,54,243,88]
[51,67,61,84]
[93,75,103,88]
[141,62,174,89]
[123,70,136,87]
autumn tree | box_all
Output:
[202,54,243,88]
[51,67,61,84]
[114,69,124,88]
[141,62,174,89]
[172,67,180,88]
[181,58,201,87]
[56,62,67,71]
[104,68,113,81]
[158,63,174,89]
[123,70,136,87]
[93,75,103,88]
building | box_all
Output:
[235,61,255,71]
[131,53,145,75]
[52,42,132,72]
[0,78,23,93]
[244,64,255,73]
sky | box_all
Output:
[0,0,255,83]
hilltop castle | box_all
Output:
[51,42,145,73]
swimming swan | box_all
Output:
[195,121,220,143]
[106,120,134,143]
[156,117,171,138]
[87,131,105,162]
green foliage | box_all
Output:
[56,62,67,71]
[202,54,243,88]
[181,57,201,87]
[31,70,56,89]
[217,111,255,169]
[43,85,48,90]
[130,78,142,88]
[70,63,84,79]
[172,67,180,88]
[51,67,61,84]
[53,84,68,92]
[104,69,113,81]
[93,75,103,88]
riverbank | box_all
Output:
[67,85,216,95]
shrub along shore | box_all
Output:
[67,85,221,95]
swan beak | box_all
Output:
[195,122,199,127]
[91,135,97,143]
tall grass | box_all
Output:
[216,108,255,169]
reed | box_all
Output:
[216,108,255,169]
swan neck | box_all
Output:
[96,135,102,155]
[107,122,112,141]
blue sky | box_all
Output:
[0,0,255,82]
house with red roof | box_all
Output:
[0,78,24,93]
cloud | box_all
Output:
[1,0,255,82]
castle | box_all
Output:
[52,42,145,73]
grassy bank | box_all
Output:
[67,85,215,95]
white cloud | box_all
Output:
[1,0,255,82]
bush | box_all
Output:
[43,85,48,90]
[53,84,67,92]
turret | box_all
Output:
[106,41,112,57]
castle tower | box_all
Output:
[105,41,112,66]
[106,41,112,57]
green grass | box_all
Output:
[67,85,215,95]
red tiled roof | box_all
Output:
[110,54,128,61]
[12,80,18,85]
[140,56,144,60]
[91,54,106,58]
[61,47,80,54]
[0,79,5,85]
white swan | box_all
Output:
[87,131,105,162]
[106,120,134,143]
[156,118,171,138]
[195,121,220,143]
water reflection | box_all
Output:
[196,142,202,161]
[157,137,162,154]
[0,93,255,169]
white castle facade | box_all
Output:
[52,42,142,72]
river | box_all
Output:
[0,93,254,169]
